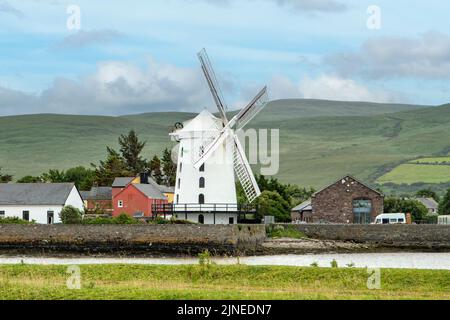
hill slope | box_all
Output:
[0,99,445,189]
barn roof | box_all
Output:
[292,200,312,212]
[133,184,167,200]
[84,187,112,200]
[0,183,75,205]
[112,177,135,188]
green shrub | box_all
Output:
[82,217,115,225]
[330,259,339,268]
[267,225,307,239]
[113,213,139,225]
[0,217,34,224]
[59,206,83,224]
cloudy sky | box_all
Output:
[1,0,450,116]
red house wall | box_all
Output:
[112,184,167,217]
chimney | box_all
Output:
[140,172,149,184]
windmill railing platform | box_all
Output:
[152,203,259,219]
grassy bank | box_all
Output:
[0,264,448,300]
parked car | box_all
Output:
[374,213,406,225]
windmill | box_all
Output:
[195,49,268,203]
[168,49,269,224]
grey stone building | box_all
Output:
[311,175,384,224]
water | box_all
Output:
[0,253,449,270]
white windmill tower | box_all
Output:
[169,49,269,225]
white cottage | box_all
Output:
[0,183,84,224]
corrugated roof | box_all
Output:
[133,184,167,200]
[0,183,75,205]
[292,200,312,212]
[112,177,134,188]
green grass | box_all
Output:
[0,264,448,300]
[2,98,448,189]
[267,225,307,239]
[377,164,450,184]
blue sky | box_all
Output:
[1,0,450,115]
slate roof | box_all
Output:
[85,187,112,200]
[133,184,167,200]
[416,197,439,210]
[292,200,312,212]
[112,177,135,188]
[0,183,75,205]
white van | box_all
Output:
[374,213,406,225]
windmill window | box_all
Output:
[176,194,179,204]
[178,179,181,189]
[199,163,205,172]
[180,162,183,173]
[199,177,205,188]
[199,194,205,204]
[181,147,184,158]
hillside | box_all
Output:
[1,98,446,190]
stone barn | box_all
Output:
[311,175,384,224]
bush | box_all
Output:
[266,225,307,239]
[59,206,83,224]
[114,213,140,225]
[0,217,34,224]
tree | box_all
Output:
[255,191,291,222]
[438,189,450,215]
[59,205,83,224]
[42,169,66,183]
[91,147,134,186]
[149,155,164,185]
[0,167,12,183]
[416,189,440,202]
[64,166,95,191]
[17,176,42,183]
[118,130,147,175]
[161,148,176,186]
[384,197,428,222]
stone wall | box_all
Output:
[291,224,450,249]
[0,224,266,255]
[312,176,384,224]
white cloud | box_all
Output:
[0,58,212,116]
[191,0,347,12]
[0,0,24,18]
[327,32,450,79]
[270,74,399,103]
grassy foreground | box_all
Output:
[0,264,449,300]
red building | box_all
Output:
[81,187,113,214]
[112,181,168,218]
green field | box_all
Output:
[0,264,449,300]
[5,98,450,189]
[377,164,450,184]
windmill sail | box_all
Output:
[236,86,268,130]
[198,49,229,125]
[233,135,261,203]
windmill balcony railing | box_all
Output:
[152,203,258,215]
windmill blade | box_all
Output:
[233,134,261,203]
[198,49,229,125]
[235,86,268,130]
[193,129,231,169]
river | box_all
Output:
[0,252,449,270]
